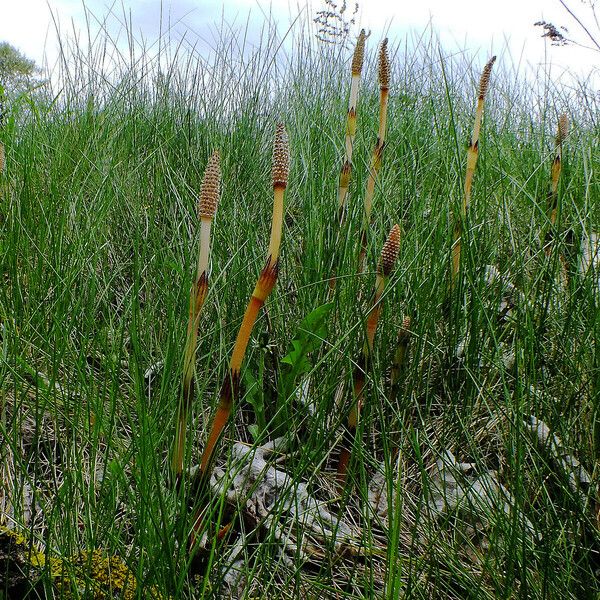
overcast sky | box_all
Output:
[1,0,598,85]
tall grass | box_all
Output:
[1,7,599,599]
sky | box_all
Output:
[0,0,598,86]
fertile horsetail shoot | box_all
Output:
[451,56,496,284]
[197,124,289,479]
[337,224,400,489]
[338,29,367,217]
[173,151,221,481]
[359,39,390,272]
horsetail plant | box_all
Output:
[451,56,496,285]
[337,224,401,489]
[358,39,390,272]
[544,113,569,254]
[329,30,367,294]
[337,29,367,217]
[173,151,221,482]
[197,124,289,479]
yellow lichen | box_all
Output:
[55,549,167,599]
[1,526,168,599]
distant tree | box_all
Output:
[0,42,40,127]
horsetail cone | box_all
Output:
[367,224,400,348]
[272,123,290,189]
[378,224,401,277]
[556,113,569,146]
[478,55,496,100]
[198,151,221,218]
[351,29,367,76]
[378,39,390,90]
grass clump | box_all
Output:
[0,8,599,599]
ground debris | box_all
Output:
[206,439,372,596]
[209,440,362,561]
[367,462,390,522]
[424,449,536,540]
[524,414,595,506]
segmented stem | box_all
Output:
[452,56,496,284]
[358,39,390,272]
[549,113,568,229]
[544,113,569,282]
[337,225,400,489]
[173,152,221,480]
[338,29,367,213]
[196,125,289,481]
[330,31,368,293]
[390,316,411,393]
